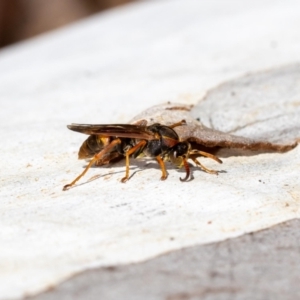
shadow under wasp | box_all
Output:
[63,120,222,190]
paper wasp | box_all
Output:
[63,120,222,190]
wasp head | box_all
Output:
[167,141,222,182]
[168,141,190,167]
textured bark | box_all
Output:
[29,219,300,300]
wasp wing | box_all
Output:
[67,123,156,140]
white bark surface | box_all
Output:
[1,0,300,298]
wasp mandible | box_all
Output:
[63,120,222,190]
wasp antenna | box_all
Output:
[180,157,190,182]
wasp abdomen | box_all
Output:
[78,135,111,159]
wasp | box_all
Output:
[63,120,222,190]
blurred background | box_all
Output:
[0,0,136,48]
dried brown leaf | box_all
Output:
[130,102,297,154]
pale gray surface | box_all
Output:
[29,219,300,300]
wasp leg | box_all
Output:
[190,150,222,163]
[63,138,122,191]
[94,151,121,166]
[121,140,147,183]
[179,157,190,182]
[189,150,222,175]
[169,120,186,129]
[156,155,168,180]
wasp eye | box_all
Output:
[174,151,177,158]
